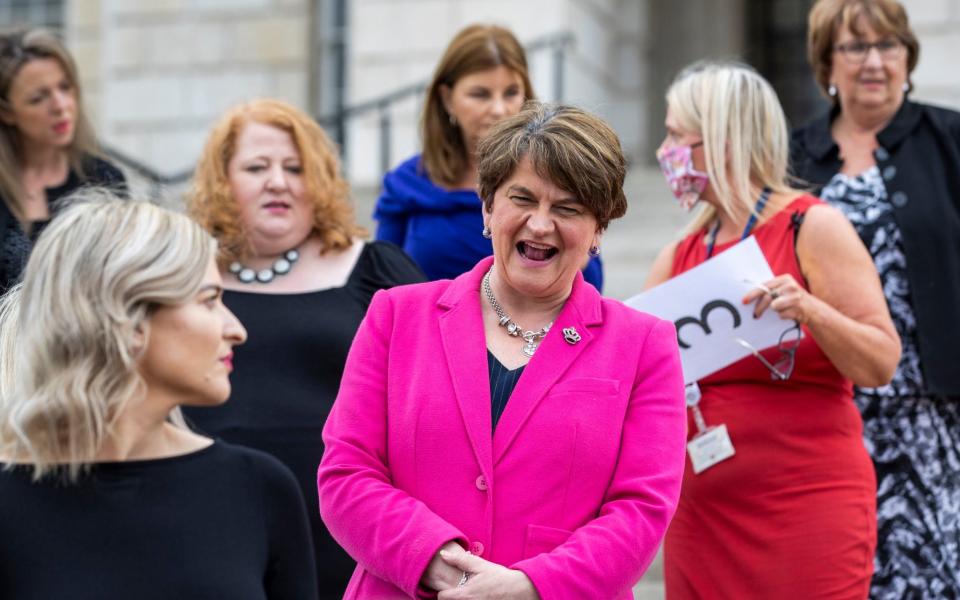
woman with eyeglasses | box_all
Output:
[791,1,960,596]
[645,61,900,599]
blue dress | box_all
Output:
[373,154,603,290]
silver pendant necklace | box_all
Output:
[482,267,552,357]
[229,249,300,284]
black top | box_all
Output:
[487,350,525,432]
[183,241,425,599]
[0,155,126,292]
[0,441,318,600]
[791,100,960,396]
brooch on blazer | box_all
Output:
[562,327,581,345]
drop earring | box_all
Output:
[902,81,911,93]
[589,245,600,257]
[828,84,837,97]
[449,113,457,126]
[481,226,492,239]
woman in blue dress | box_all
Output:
[374,24,604,289]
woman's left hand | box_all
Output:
[743,274,820,325]
[436,550,540,599]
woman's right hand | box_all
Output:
[422,541,470,592]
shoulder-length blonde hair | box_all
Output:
[421,24,535,188]
[665,61,795,235]
[0,27,99,220]
[188,99,363,266]
[0,192,215,481]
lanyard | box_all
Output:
[706,187,772,258]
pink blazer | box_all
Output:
[318,257,686,599]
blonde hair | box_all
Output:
[478,101,626,230]
[807,0,919,100]
[0,27,99,220]
[665,61,795,234]
[188,99,363,267]
[421,24,535,188]
[0,192,215,481]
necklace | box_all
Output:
[229,249,300,284]
[482,267,552,357]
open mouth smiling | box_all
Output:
[517,241,558,261]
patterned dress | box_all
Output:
[821,167,960,599]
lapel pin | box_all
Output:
[562,327,581,345]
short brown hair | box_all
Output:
[807,0,919,99]
[477,102,627,231]
[188,99,363,266]
[421,24,535,188]
[0,27,99,220]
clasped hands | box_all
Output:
[421,541,539,599]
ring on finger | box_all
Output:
[457,571,469,587]
[770,289,781,300]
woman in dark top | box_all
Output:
[0,197,317,600]
[184,99,424,598]
[0,27,126,291]
[791,1,960,596]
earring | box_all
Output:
[449,113,457,126]
[588,245,600,257]
[828,84,837,97]
[902,81,911,93]
[481,226,492,239]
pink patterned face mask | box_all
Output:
[656,143,709,212]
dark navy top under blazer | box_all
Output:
[373,154,604,290]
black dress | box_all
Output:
[0,156,126,292]
[0,441,318,600]
[183,241,425,599]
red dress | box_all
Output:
[663,196,876,599]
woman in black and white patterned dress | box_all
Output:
[792,1,960,598]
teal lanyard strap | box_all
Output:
[706,187,772,258]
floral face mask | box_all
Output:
[656,142,709,212]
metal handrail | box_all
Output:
[102,31,575,195]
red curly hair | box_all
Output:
[188,99,364,266]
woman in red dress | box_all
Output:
[646,61,901,599]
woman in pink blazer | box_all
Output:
[318,102,687,599]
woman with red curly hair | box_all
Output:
[183,99,424,598]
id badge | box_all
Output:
[687,424,735,474]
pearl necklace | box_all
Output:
[229,249,300,284]
[482,267,552,357]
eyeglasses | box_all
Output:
[834,39,904,64]
[733,321,802,381]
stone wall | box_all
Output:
[903,0,960,109]
[345,0,649,184]
[61,0,960,190]
[65,0,312,184]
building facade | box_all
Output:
[21,0,957,189]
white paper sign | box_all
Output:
[625,237,796,383]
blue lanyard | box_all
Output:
[706,187,772,258]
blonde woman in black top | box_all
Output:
[0,195,317,600]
